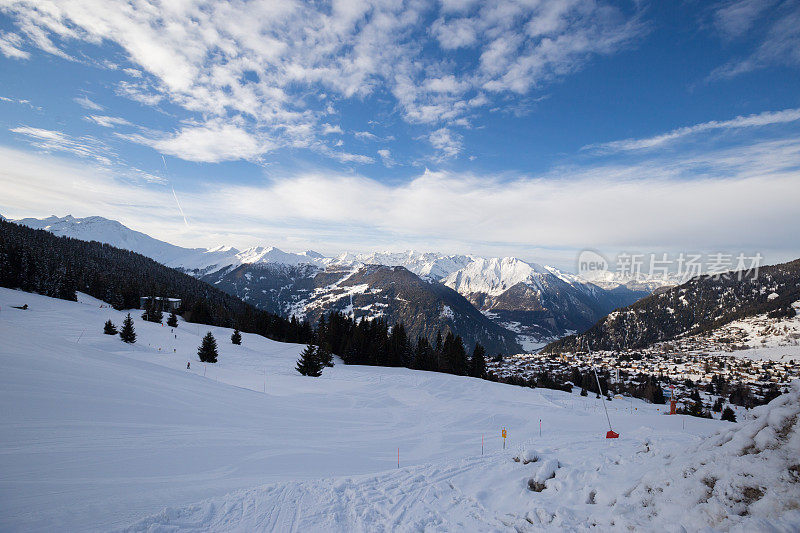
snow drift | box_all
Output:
[605,381,800,531]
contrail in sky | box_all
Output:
[162,155,190,228]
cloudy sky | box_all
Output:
[0,0,798,270]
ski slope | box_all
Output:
[0,287,763,531]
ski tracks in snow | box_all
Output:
[125,456,501,532]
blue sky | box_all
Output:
[1,0,799,270]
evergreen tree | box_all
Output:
[413,336,435,371]
[198,332,218,363]
[167,310,178,328]
[103,319,117,335]
[469,343,487,378]
[151,302,163,323]
[119,313,136,343]
[387,322,411,367]
[231,328,242,345]
[318,342,334,367]
[651,382,666,404]
[712,397,724,413]
[296,344,322,377]
[434,330,443,369]
[721,406,737,422]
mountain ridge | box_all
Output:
[14,214,652,351]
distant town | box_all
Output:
[488,307,800,415]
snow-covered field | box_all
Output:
[0,287,795,532]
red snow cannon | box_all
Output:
[606,430,619,439]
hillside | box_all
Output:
[0,219,313,343]
[203,262,521,354]
[545,258,800,353]
[0,287,728,531]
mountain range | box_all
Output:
[13,214,653,353]
[544,258,800,353]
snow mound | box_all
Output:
[608,381,800,531]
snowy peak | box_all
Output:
[235,246,330,267]
[443,256,589,297]
[332,250,474,280]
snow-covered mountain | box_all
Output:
[545,257,800,353]
[14,214,651,350]
[15,214,200,265]
[441,256,648,347]
[331,251,474,280]
[13,215,329,276]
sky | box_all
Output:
[0,0,799,272]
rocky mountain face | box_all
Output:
[442,257,648,347]
[202,262,520,354]
[544,258,800,353]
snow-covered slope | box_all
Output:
[133,383,800,532]
[0,287,728,531]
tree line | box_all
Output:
[307,311,487,378]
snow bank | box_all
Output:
[606,381,800,531]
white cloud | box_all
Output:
[10,126,114,165]
[587,108,800,152]
[0,31,29,59]
[122,67,142,78]
[354,130,378,140]
[713,0,777,40]
[1,0,644,164]
[322,124,343,135]
[709,0,800,79]
[3,136,799,266]
[85,115,132,128]
[428,128,462,159]
[431,17,478,49]
[377,148,394,167]
[73,95,104,111]
[119,121,273,163]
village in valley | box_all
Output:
[488,301,800,416]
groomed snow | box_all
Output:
[1,288,789,532]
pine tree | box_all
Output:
[721,406,737,422]
[167,310,178,328]
[413,336,435,371]
[318,342,334,367]
[198,332,218,363]
[296,344,322,377]
[103,319,117,335]
[231,328,242,345]
[712,397,724,413]
[469,343,487,378]
[652,383,666,404]
[387,322,411,367]
[119,313,136,343]
[151,303,163,323]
